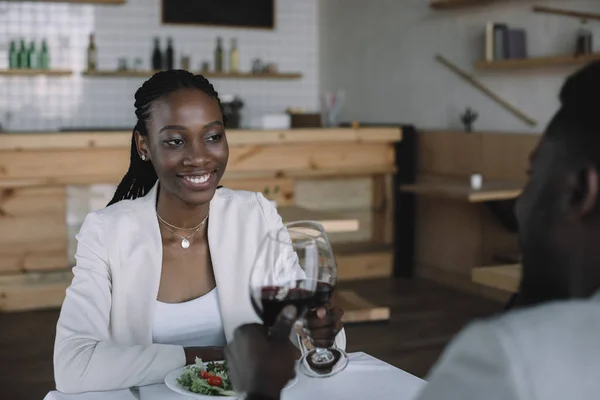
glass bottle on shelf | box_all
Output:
[40,39,50,69]
[18,39,28,69]
[87,34,97,71]
[165,37,174,70]
[214,37,223,73]
[28,41,37,69]
[8,41,18,69]
[229,38,239,73]
[152,37,162,71]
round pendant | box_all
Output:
[181,238,190,249]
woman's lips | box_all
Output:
[178,171,216,190]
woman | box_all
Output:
[53,70,345,394]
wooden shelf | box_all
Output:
[83,70,303,80]
[0,69,73,77]
[475,53,600,70]
[278,206,359,233]
[430,0,498,9]
[400,179,523,203]
[532,5,600,22]
[472,264,521,292]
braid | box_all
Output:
[107,70,225,206]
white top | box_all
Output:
[152,288,227,348]
[415,291,600,400]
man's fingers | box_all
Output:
[269,305,298,342]
[316,307,327,319]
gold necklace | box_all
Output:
[156,212,209,249]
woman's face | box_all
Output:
[136,88,229,206]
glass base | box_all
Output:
[298,348,349,378]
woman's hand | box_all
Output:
[303,306,344,348]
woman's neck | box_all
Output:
[156,189,210,229]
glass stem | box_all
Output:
[311,347,335,365]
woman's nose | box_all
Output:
[182,141,210,166]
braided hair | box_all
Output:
[108,70,225,206]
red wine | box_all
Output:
[251,282,315,327]
[311,282,334,309]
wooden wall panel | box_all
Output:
[0,187,64,217]
[418,131,481,177]
[415,197,483,276]
[227,143,395,174]
[481,133,540,181]
[220,177,295,206]
[0,187,67,273]
[0,148,129,182]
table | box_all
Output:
[400,180,523,203]
[471,264,521,292]
[44,352,425,400]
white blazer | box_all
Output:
[416,292,600,400]
[54,182,346,394]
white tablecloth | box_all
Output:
[44,352,426,400]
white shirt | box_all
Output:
[416,291,600,400]
[152,288,227,348]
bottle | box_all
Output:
[39,39,50,69]
[229,38,239,73]
[28,41,37,69]
[576,26,593,56]
[152,37,162,71]
[87,34,97,71]
[165,37,174,70]
[214,37,223,73]
[8,41,17,69]
[18,39,28,69]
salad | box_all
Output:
[176,358,236,397]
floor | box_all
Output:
[0,278,502,400]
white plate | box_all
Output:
[164,364,298,399]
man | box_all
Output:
[226,61,600,399]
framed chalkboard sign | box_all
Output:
[162,0,276,29]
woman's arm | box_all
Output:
[54,212,185,394]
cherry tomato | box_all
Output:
[199,371,213,379]
[207,376,223,387]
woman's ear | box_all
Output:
[134,130,149,161]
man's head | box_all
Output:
[516,61,600,305]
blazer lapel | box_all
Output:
[129,182,163,343]
[209,190,261,342]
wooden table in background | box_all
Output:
[400,180,523,202]
[471,264,521,293]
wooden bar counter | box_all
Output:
[0,127,402,312]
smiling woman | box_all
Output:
[52,70,347,394]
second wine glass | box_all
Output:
[286,221,349,378]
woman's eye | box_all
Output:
[165,138,184,146]
[206,133,223,142]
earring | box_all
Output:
[141,155,146,161]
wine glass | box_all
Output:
[286,221,349,378]
[249,226,319,332]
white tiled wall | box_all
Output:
[0,0,319,132]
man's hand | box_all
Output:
[225,305,298,400]
[304,306,344,348]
